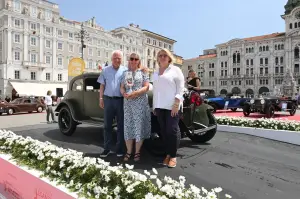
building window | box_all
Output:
[97,50,101,57]
[30,6,37,17]
[57,57,62,66]
[45,27,51,34]
[46,56,51,64]
[69,44,74,52]
[58,74,62,81]
[290,23,293,29]
[46,73,50,81]
[14,34,20,43]
[57,30,62,36]
[14,51,20,61]
[147,38,150,44]
[14,19,20,27]
[280,57,284,64]
[30,37,36,46]
[13,0,21,12]
[89,48,93,56]
[58,42,63,50]
[31,23,36,30]
[265,58,268,65]
[88,61,93,69]
[30,54,37,63]
[105,52,108,58]
[45,40,51,48]
[147,59,151,68]
[69,32,73,39]
[31,72,36,80]
[45,9,52,21]
[14,70,20,79]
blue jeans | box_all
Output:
[103,96,124,154]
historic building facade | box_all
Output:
[0,0,179,98]
[183,1,300,96]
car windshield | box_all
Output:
[10,98,22,104]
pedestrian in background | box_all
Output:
[45,90,57,124]
[152,48,185,168]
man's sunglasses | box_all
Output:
[130,57,139,61]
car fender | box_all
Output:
[54,99,82,122]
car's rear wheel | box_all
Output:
[7,108,14,115]
[231,108,237,112]
[243,105,251,116]
[266,105,275,118]
[58,106,77,136]
[37,106,43,113]
[290,104,297,116]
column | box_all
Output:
[24,33,28,61]
[7,30,12,62]
[40,36,44,63]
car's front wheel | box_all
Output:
[266,105,275,118]
[7,108,14,115]
[37,106,43,113]
[243,104,251,116]
[290,104,297,116]
[58,106,77,136]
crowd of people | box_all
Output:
[97,48,185,168]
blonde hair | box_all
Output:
[47,90,52,95]
[157,48,174,66]
[129,53,142,68]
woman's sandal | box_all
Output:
[123,153,131,162]
[134,153,141,162]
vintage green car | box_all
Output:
[55,73,217,148]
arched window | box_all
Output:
[280,57,283,64]
[275,57,278,65]
[221,51,223,56]
[226,51,228,55]
[233,53,236,63]
[246,48,248,53]
[298,22,300,27]
[259,46,262,52]
[290,23,293,29]
[251,47,254,53]
[237,53,240,63]
[221,62,223,67]
[246,59,249,65]
[263,46,266,51]
[281,44,284,50]
[260,58,263,65]
[275,45,277,50]
[295,46,299,58]
[295,22,298,28]
[266,46,269,51]
[147,49,150,56]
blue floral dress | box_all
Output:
[121,69,151,142]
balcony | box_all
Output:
[23,62,47,70]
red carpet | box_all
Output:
[214,110,300,121]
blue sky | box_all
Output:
[52,0,288,59]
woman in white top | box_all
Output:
[152,48,184,168]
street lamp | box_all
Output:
[75,23,89,60]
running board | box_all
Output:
[191,125,217,135]
[80,120,105,127]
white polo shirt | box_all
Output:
[152,64,185,111]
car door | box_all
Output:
[19,98,32,112]
[83,76,104,120]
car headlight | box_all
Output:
[250,99,254,104]
[260,99,265,104]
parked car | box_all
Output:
[54,73,218,151]
[204,93,249,113]
[243,92,298,118]
[0,97,46,115]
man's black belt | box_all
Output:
[104,95,123,99]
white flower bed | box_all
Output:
[0,129,231,199]
[216,116,300,132]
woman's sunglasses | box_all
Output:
[130,57,139,61]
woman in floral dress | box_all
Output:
[120,53,151,162]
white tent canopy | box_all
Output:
[10,81,68,97]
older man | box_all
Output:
[97,50,127,157]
